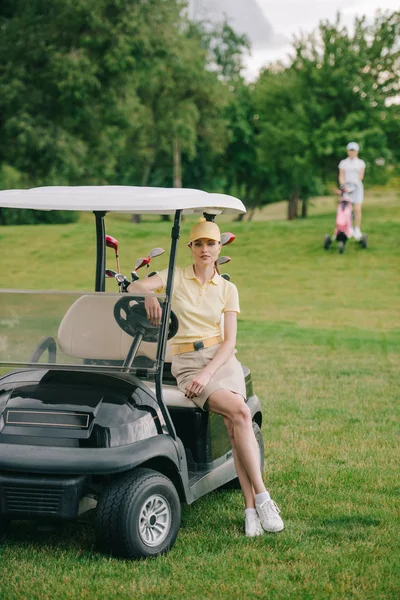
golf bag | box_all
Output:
[324,184,368,253]
[334,196,353,240]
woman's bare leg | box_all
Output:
[209,390,284,534]
[207,390,265,494]
[353,203,362,229]
[223,417,255,508]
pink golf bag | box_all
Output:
[334,198,353,239]
[324,185,367,253]
[324,187,354,253]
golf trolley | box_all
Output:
[324,185,368,254]
[0,186,263,559]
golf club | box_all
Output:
[105,235,120,274]
[131,271,139,282]
[130,256,149,282]
[106,270,131,292]
[145,247,164,276]
[221,232,236,246]
[114,273,131,292]
[132,256,150,277]
[217,255,231,266]
[221,273,231,281]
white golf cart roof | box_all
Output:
[0,186,246,215]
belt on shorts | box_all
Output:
[171,336,222,356]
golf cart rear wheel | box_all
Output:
[324,235,331,250]
[338,241,345,254]
[95,468,181,559]
[226,422,264,490]
[361,234,368,248]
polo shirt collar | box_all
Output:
[184,265,220,285]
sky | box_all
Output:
[187,1,399,79]
[248,0,399,77]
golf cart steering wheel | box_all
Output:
[113,297,178,343]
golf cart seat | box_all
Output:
[58,294,173,362]
[57,294,196,409]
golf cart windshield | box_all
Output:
[0,290,166,375]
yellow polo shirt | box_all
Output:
[157,265,240,345]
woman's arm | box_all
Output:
[339,168,345,186]
[127,276,164,326]
[184,311,238,399]
[126,275,163,294]
[359,166,365,181]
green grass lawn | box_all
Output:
[0,189,399,599]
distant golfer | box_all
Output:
[338,142,366,241]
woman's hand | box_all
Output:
[185,370,212,399]
[145,296,162,326]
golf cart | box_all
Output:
[0,186,263,559]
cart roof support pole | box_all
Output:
[94,211,106,292]
[155,209,182,440]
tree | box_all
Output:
[250,10,399,219]
[253,68,323,219]
[291,10,400,187]
[0,0,186,222]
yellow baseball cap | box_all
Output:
[189,220,221,243]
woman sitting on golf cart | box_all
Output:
[128,220,284,537]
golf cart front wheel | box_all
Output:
[338,241,345,254]
[95,468,181,559]
[323,235,331,250]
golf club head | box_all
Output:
[105,269,117,278]
[105,235,119,252]
[131,272,139,282]
[217,255,231,266]
[221,232,236,246]
[121,276,131,292]
[148,271,159,277]
[221,273,231,281]
[134,257,150,272]
[148,247,165,259]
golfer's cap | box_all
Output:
[189,220,221,243]
[347,142,359,151]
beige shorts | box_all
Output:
[171,344,246,410]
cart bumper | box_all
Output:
[0,435,181,475]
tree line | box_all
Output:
[0,1,398,223]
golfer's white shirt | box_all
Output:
[338,157,366,185]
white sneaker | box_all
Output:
[245,512,263,537]
[256,500,284,533]
[353,228,362,241]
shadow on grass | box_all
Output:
[0,491,245,559]
[0,519,101,560]
[308,515,381,543]
[320,515,381,527]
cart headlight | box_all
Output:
[5,409,90,429]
